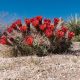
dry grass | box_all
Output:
[0,44,14,58]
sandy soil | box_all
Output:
[0,54,80,80]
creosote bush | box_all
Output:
[0,16,75,56]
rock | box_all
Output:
[71,42,80,51]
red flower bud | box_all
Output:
[54,18,60,26]
[0,39,7,45]
[25,19,31,26]
[36,16,42,21]
[15,19,22,27]
[0,35,7,40]
[0,35,7,45]
[32,19,39,27]
[11,23,17,29]
[56,30,64,38]
[30,18,35,22]
[24,36,34,46]
[7,27,13,33]
[61,26,68,33]
[44,19,51,25]
[45,29,53,38]
[68,32,75,40]
[40,24,46,31]
[20,26,27,32]
[47,24,54,30]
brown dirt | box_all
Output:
[0,54,80,80]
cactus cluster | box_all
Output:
[0,16,75,56]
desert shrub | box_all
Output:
[67,14,80,41]
[0,16,75,56]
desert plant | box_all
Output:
[13,37,34,56]
[0,16,75,56]
[44,18,74,53]
[67,14,80,41]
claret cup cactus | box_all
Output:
[0,16,75,56]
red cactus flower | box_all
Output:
[0,35,7,45]
[47,24,54,30]
[15,19,22,27]
[0,35,7,40]
[32,19,39,27]
[45,29,53,38]
[7,27,13,33]
[54,18,60,26]
[20,26,27,32]
[11,23,17,29]
[30,18,35,22]
[24,36,34,46]
[61,26,68,33]
[44,19,51,25]
[0,39,7,45]
[25,18,31,26]
[56,30,64,38]
[36,16,42,21]
[40,24,46,31]
[68,32,75,40]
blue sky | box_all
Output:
[0,0,80,20]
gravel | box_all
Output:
[0,54,80,80]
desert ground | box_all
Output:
[0,54,80,80]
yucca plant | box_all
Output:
[67,14,80,41]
